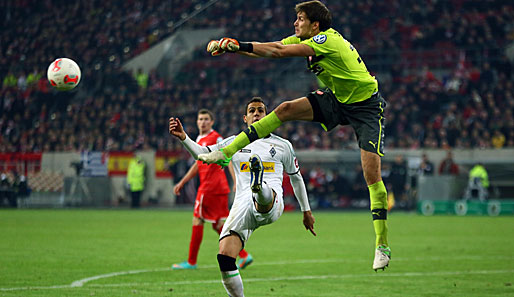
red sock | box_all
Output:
[238,249,248,258]
[187,225,204,265]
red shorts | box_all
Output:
[193,190,229,223]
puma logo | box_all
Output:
[369,141,377,149]
[372,211,380,216]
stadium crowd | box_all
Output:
[1,0,513,153]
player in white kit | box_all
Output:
[169,97,316,297]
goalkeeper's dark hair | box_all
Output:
[198,108,214,121]
[295,0,332,32]
[244,97,267,114]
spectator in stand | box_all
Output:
[350,164,367,201]
[134,68,149,89]
[491,130,505,148]
[0,173,16,207]
[388,155,409,209]
[418,153,434,176]
[438,150,460,176]
[1,0,513,154]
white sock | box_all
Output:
[252,181,273,206]
[221,269,244,297]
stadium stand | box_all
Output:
[1,0,513,153]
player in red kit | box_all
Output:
[172,109,253,270]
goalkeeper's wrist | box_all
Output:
[238,42,253,53]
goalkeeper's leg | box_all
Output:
[361,150,391,271]
[221,97,314,158]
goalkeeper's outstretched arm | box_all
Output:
[208,38,315,58]
[248,41,315,58]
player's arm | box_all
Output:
[250,41,315,58]
[227,161,237,192]
[289,171,316,236]
[173,162,198,195]
[169,117,210,159]
[210,38,315,58]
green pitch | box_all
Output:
[1,209,513,297]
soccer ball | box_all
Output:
[47,58,81,90]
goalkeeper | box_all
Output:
[203,0,390,271]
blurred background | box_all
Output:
[1,0,513,215]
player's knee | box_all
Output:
[217,254,237,272]
[212,220,223,232]
[192,217,203,226]
[275,101,294,120]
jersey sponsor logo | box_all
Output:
[313,34,327,44]
[240,162,275,172]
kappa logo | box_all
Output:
[313,34,327,44]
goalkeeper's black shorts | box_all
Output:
[307,88,387,156]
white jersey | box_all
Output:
[209,133,300,203]
[207,133,300,243]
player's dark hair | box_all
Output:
[198,108,214,121]
[295,0,332,32]
[244,97,267,114]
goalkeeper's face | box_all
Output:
[244,102,267,126]
[294,11,318,40]
[197,113,214,134]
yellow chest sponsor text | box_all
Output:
[239,162,275,172]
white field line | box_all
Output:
[86,269,514,288]
[70,255,514,288]
[1,256,513,292]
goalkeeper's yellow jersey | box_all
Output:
[282,28,378,104]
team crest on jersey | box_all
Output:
[313,34,327,44]
[269,147,276,158]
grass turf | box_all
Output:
[0,209,513,296]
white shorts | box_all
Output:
[219,191,284,246]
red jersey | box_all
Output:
[196,130,230,194]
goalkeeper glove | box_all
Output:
[206,40,225,56]
[219,37,240,52]
[219,37,253,53]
